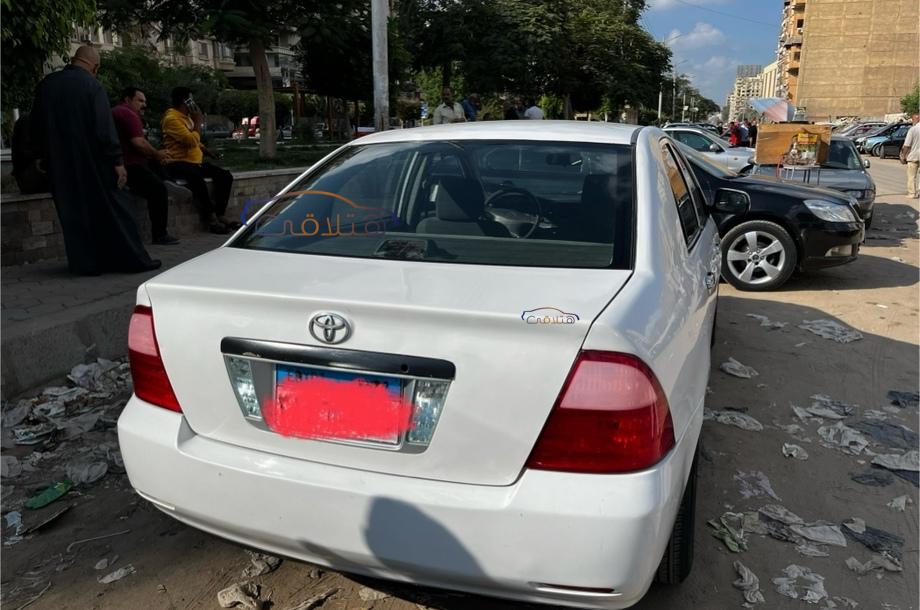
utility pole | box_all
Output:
[657,89,663,124]
[671,72,677,121]
[371,0,389,133]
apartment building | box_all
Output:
[777,0,920,119]
[727,65,764,121]
[760,61,779,99]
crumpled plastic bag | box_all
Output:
[720,357,759,379]
[851,421,919,451]
[705,409,764,431]
[735,471,781,501]
[759,504,804,525]
[98,564,136,584]
[746,314,787,330]
[708,512,747,552]
[789,524,847,547]
[732,560,766,604]
[842,518,905,559]
[818,422,869,455]
[783,443,809,460]
[887,495,911,511]
[798,319,863,343]
[1,455,22,478]
[772,564,827,604]
[887,390,919,408]
[2,402,32,428]
[872,450,919,472]
[851,470,894,486]
[845,553,902,575]
[218,582,264,610]
[242,551,281,577]
[805,394,855,419]
[66,461,108,485]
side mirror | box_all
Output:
[712,188,750,214]
[709,143,722,153]
[863,159,871,168]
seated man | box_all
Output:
[161,86,236,234]
[112,86,179,244]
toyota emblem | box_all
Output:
[309,312,352,345]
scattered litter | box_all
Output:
[242,551,282,578]
[95,558,111,571]
[732,560,766,604]
[704,409,764,431]
[66,529,131,553]
[5,511,24,545]
[22,504,72,535]
[772,564,827,604]
[794,342,809,348]
[743,511,768,535]
[358,587,391,602]
[308,568,323,579]
[65,461,108,485]
[2,402,32,428]
[789,524,847,547]
[845,553,902,576]
[795,543,830,558]
[735,471,781,501]
[746,314,787,329]
[217,582,263,610]
[890,470,919,487]
[818,422,869,455]
[68,359,122,391]
[798,319,863,343]
[886,390,919,408]
[830,596,859,608]
[759,504,804,525]
[777,422,808,436]
[157,584,167,593]
[886,495,911,512]
[98,564,135,584]
[807,395,856,419]
[783,444,809,460]
[842,519,904,558]
[891,256,906,263]
[33,401,66,419]
[876,304,889,309]
[59,412,101,439]
[851,421,919,451]
[851,470,894,486]
[12,423,56,445]
[2,455,22,478]
[720,357,759,379]
[288,588,339,610]
[864,409,891,421]
[872,450,919,472]
[708,512,747,552]
[24,481,72,510]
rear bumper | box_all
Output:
[118,397,699,609]
[799,222,863,271]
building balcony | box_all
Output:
[783,34,803,46]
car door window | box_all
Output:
[660,141,701,245]
[673,131,713,152]
[671,146,709,225]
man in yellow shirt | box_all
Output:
[161,86,236,233]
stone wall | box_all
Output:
[0,168,304,266]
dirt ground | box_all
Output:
[2,158,918,610]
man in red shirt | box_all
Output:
[112,87,179,244]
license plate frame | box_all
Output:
[271,363,410,446]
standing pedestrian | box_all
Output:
[739,120,751,147]
[431,88,466,125]
[112,86,179,245]
[460,93,481,122]
[728,121,740,147]
[749,119,759,148]
[161,86,236,234]
[524,99,545,120]
[900,113,920,199]
[30,45,160,275]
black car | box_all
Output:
[675,142,863,291]
[877,126,910,159]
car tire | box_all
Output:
[721,220,797,291]
[865,212,873,230]
[872,143,883,158]
[655,450,697,585]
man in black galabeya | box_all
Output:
[30,45,161,275]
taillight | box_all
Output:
[128,305,182,412]
[526,351,674,473]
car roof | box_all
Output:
[663,126,715,137]
[349,121,642,146]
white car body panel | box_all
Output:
[664,127,755,173]
[119,122,717,609]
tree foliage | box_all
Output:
[902,84,919,115]
[1,0,97,112]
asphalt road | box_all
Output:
[2,158,917,610]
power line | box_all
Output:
[670,0,779,28]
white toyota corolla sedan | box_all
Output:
[119,121,720,609]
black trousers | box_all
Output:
[126,163,168,238]
[166,161,233,220]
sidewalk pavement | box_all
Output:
[1,233,226,399]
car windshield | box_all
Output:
[674,141,738,179]
[823,140,862,170]
[231,140,635,269]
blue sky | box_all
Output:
[641,0,782,107]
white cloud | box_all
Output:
[649,0,733,10]
[665,22,727,50]
[687,55,743,102]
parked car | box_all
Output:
[838,122,885,139]
[878,129,909,159]
[743,136,876,227]
[869,123,910,158]
[203,123,232,140]
[674,142,863,291]
[119,122,720,609]
[664,126,755,172]
[855,122,907,153]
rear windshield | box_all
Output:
[823,140,861,170]
[231,140,634,269]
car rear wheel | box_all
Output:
[721,221,797,291]
[655,450,697,585]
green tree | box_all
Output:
[902,84,919,114]
[1,0,97,112]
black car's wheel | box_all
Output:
[865,212,874,230]
[721,220,797,291]
[872,143,883,158]
[655,451,697,585]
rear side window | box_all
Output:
[232,140,635,269]
[672,131,713,152]
[660,142,700,244]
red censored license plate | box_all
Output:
[263,364,413,444]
